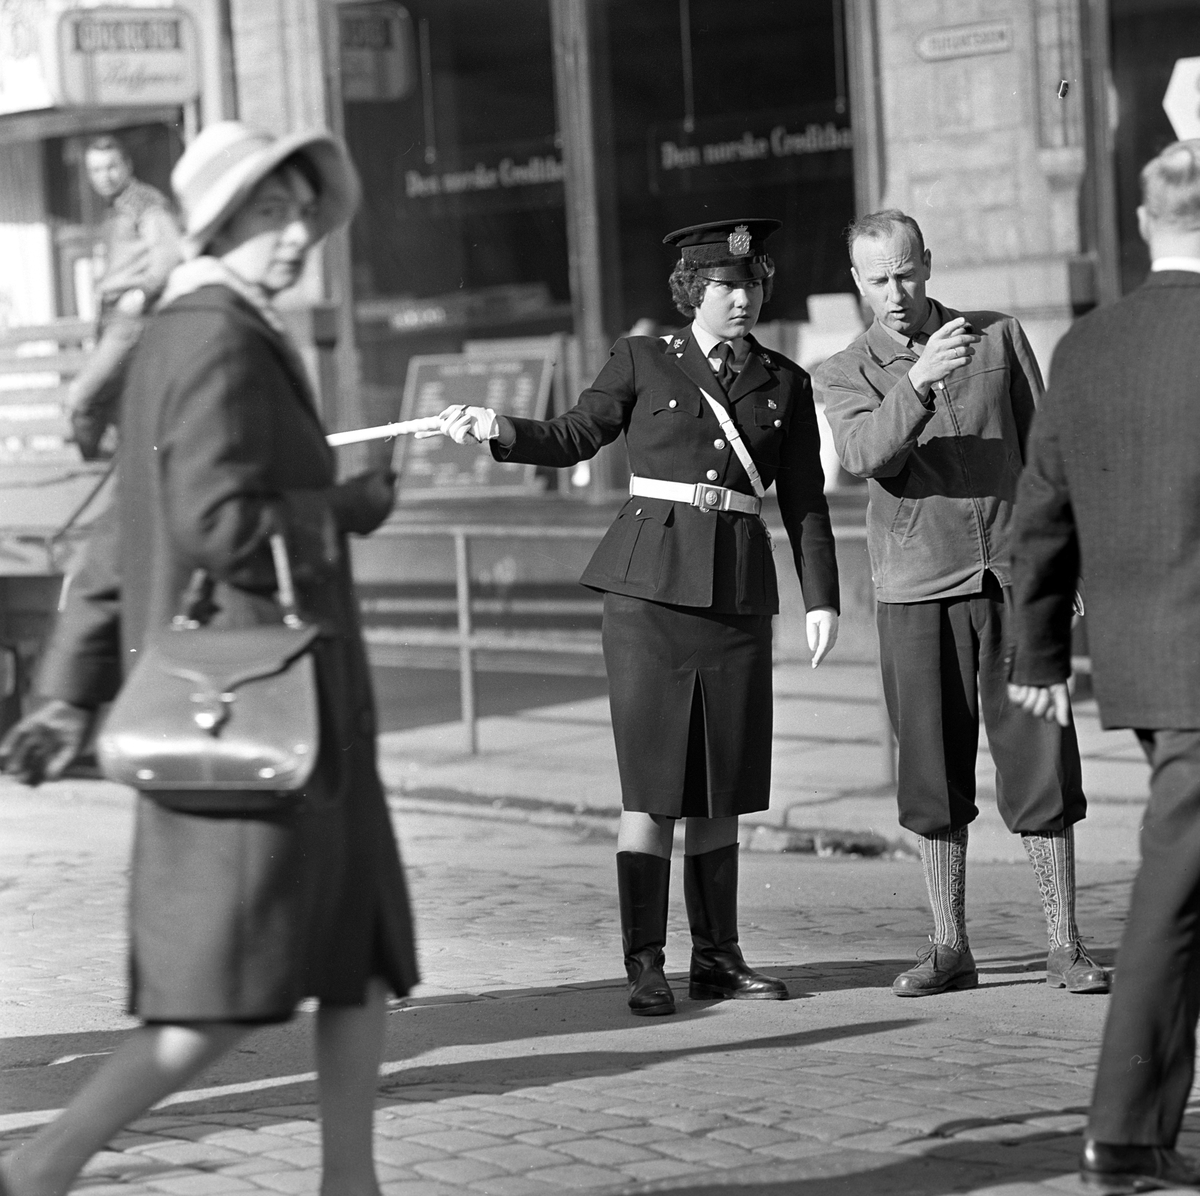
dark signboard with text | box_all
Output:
[393,353,554,498]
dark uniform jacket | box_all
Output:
[493,330,840,615]
[816,299,1042,603]
[1010,270,1200,730]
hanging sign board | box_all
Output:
[55,6,200,107]
[339,1,416,102]
[0,0,55,114]
[393,353,553,498]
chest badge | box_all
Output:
[767,399,777,409]
[728,225,751,256]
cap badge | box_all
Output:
[728,225,751,256]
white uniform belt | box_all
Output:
[629,475,762,515]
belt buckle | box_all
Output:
[694,483,725,513]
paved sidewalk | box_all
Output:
[1,771,1186,1196]
[378,660,1150,864]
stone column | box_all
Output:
[869,0,1089,375]
[227,0,363,445]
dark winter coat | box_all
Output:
[37,284,418,1020]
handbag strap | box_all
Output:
[173,533,305,630]
[698,388,766,499]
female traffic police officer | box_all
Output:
[440,219,840,1016]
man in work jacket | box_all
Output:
[815,208,1107,999]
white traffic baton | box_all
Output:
[325,416,444,446]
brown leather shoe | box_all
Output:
[892,943,978,997]
[1048,942,1111,993]
[1080,1139,1200,1191]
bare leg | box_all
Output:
[616,811,675,857]
[316,978,389,1196]
[1,1022,247,1196]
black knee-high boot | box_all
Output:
[684,843,787,1000]
[616,851,676,1016]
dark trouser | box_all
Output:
[1088,728,1200,1146]
[876,578,1086,836]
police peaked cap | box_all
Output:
[663,218,780,282]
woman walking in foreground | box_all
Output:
[0,120,417,1196]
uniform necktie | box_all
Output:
[714,342,736,393]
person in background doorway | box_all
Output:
[1009,139,1200,1193]
[815,209,1108,999]
[68,135,183,459]
[437,218,839,1017]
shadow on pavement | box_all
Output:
[610,1135,1084,1194]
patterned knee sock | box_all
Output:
[1022,826,1080,950]
[919,826,968,950]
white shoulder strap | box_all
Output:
[698,388,766,499]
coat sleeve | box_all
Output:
[1008,318,1044,460]
[815,356,935,478]
[1008,386,1078,686]
[492,337,637,468]
[775,371,840,612]
[34,505,123,707]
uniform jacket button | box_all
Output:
[714,438,725,449]
[706,469,719,481]
[668,399,677,408]
[774,419,782,428]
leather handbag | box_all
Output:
[97,534,321,813]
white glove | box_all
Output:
[438,405,500,445]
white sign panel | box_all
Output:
[1164,57,1200,141]
[0,0,55,115]
[340,1,415,101]
[916,21,1013,62]
[55,6,200,106]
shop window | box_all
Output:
[607,0,855,329]
[1109,0,1200,294]
[343,0,569,320]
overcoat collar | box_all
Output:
[666,328,778,406]
[1142,269,1200,291]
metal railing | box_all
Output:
[367,522,894,783]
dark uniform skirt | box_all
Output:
[602,592,773,818]
[127,735,419,1023]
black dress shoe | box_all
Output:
[1080,1139,1200,1191]
[1047,942,1111,993]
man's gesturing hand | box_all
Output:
[1007,682,1071,728]
[0,700,93,786]
[908,317,981,396]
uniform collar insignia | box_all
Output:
[672,335,687,355]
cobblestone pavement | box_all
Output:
[4,778,1196,1196]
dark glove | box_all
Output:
[329,470,397,536]
[0,700,93,786]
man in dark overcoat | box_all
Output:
[1009,139,1200,1192]
[815,210,1108,998]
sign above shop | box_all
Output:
[915,21,1013,62]
[648,107,852,197]
[55,6,200,106]
[340,1,415,102]
[1164,57,1200,140]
